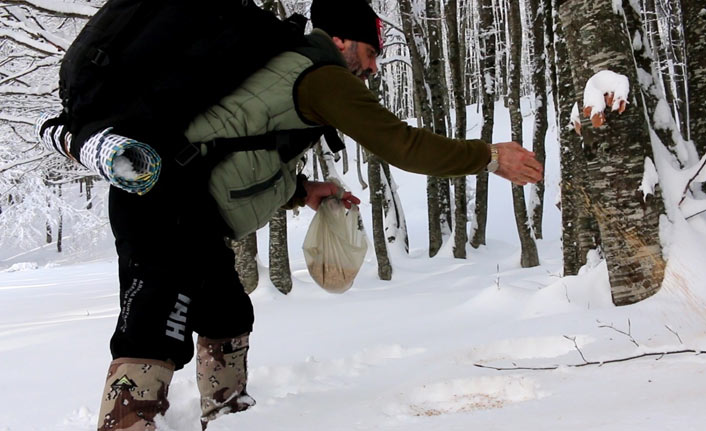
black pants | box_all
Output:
[108,157,254,370]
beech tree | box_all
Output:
[470,0,497,249]
[558,0,665,305]
[508,0,539,268]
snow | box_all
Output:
[653,98,674,130]
[112,154,140,181]
[583,70,630,119]
[1,100,706,431]
[639,157,659,200]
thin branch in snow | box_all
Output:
[564,335,588,363]
[597,319,640,348]
[685,208,706,221]
[665,325,683,345]
[474,349,704,371]
[678,155,706,206]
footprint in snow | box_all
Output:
[389,375,544,417]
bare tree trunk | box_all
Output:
[508,0,540,268]
[57,183,63,253]
[427,0,453,248]
[314,141,330,179]
[85,176,93,210]
[442,0,468,256]
[559,0,665,305]
[367,70,393,278]
[356,143,368,190]
[381,161,410,253]
[553,1,599,275]
[369,154,393,280]
[528,0,547,239]
[453,178,468,258]
[398,0,443,257]
[664,1,689,139]
[543,0,559,111]
[269,209,292,294]
[232,233,259,294]
[682,0,706,157]
[496,0,509,104]
[471,0,496,249]
[427,177,443,257]
[625,0,683,164]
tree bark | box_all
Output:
[369,154,393,280]
[552,0,599,275]
[356,143,368,190]
[367,70,393,278]
[57,183,63,253]
[85,176,93,210]
[453,178,468,258]
[508,0,540,268]
[682,0,706,157]
[269,209,292,294]
[528,0,547,239]
[559,0,665,305]
[232,233,259,294]
[426,0,453,250]
[381,161,410,253]
[445,0,469,258]
[427,177,443,257]
[471,0,497,249]
[398,0,443,257]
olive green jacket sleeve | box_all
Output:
[295,65,490,177]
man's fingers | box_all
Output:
[342,191,361,205]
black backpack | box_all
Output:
[56,0,308,160]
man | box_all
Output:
[97,0,542,430]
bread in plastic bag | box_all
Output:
[303,197,368,293]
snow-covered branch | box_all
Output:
[678,154,706,206]
[0,56,57,86]
[0,28,61,54]
[0,113,35,124]
[3,0,98,18]
[0,151,52,174]
[0,83,57,95]
[6,5,72,50]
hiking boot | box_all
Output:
[97,358,174,431]
[196,333,255,429]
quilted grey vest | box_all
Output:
[184,30,346,240]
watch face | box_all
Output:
[487,160,500,173]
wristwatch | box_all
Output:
[486,144,499,173]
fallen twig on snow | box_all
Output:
[473,349,703,371]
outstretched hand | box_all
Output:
[492,141,544,186]
[303,180,361,210]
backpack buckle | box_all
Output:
[90,48,110,66]
[175,142,201,167]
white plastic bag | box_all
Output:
[303,197,368,293]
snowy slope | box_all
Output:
[1,102,705,431]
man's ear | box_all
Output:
[332,36,346,52]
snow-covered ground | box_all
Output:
[1,102,705,430]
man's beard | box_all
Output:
[343,44,373,80]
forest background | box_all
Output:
[1,0,706,429]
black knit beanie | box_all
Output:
[310,0,383,54]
